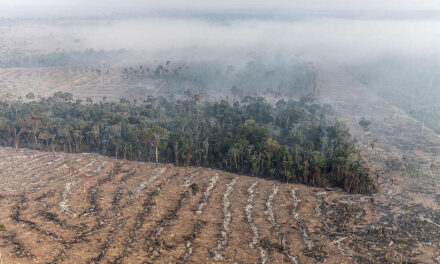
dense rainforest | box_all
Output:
[0,93,375,193]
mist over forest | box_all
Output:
[2,7,440,107]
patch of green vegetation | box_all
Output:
[126,186,133,196]
[394,237,409,245]
[190,183,199,195]
[0,223,7,232]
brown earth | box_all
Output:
[0,147,353,264]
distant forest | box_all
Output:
[0,93,374,193]
[132,56,317,97]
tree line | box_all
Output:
[0,93,376,193]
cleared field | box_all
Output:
[0,66,158,101]
[0,145,439,264]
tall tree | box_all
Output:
[169,132,183,166]
[141,126,169,167]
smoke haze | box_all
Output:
[71,16,440,63]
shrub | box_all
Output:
[190,183,199,195]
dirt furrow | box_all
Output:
[263,185,300,264]
[106,172,180,263]
[196,172,219,215]
[143,178,189,261]
[80,162,121,215]
[59,178,81,217]
[112,166,141,212]
[132,166,167,195]
[244,181,268,264]
[183,171,200,188]
[265,185,280,230]
[211,176,239,261]
[291,188,327,263]
[85,218,127,264]
[290,187,314,251]
[22,155,66,175]
[177,172,221,264]
[0,153,49,177]
[0,232,34,259]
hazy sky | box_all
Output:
[1,0,440,11]
[73,17,440,62]
[2,0,440,64]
